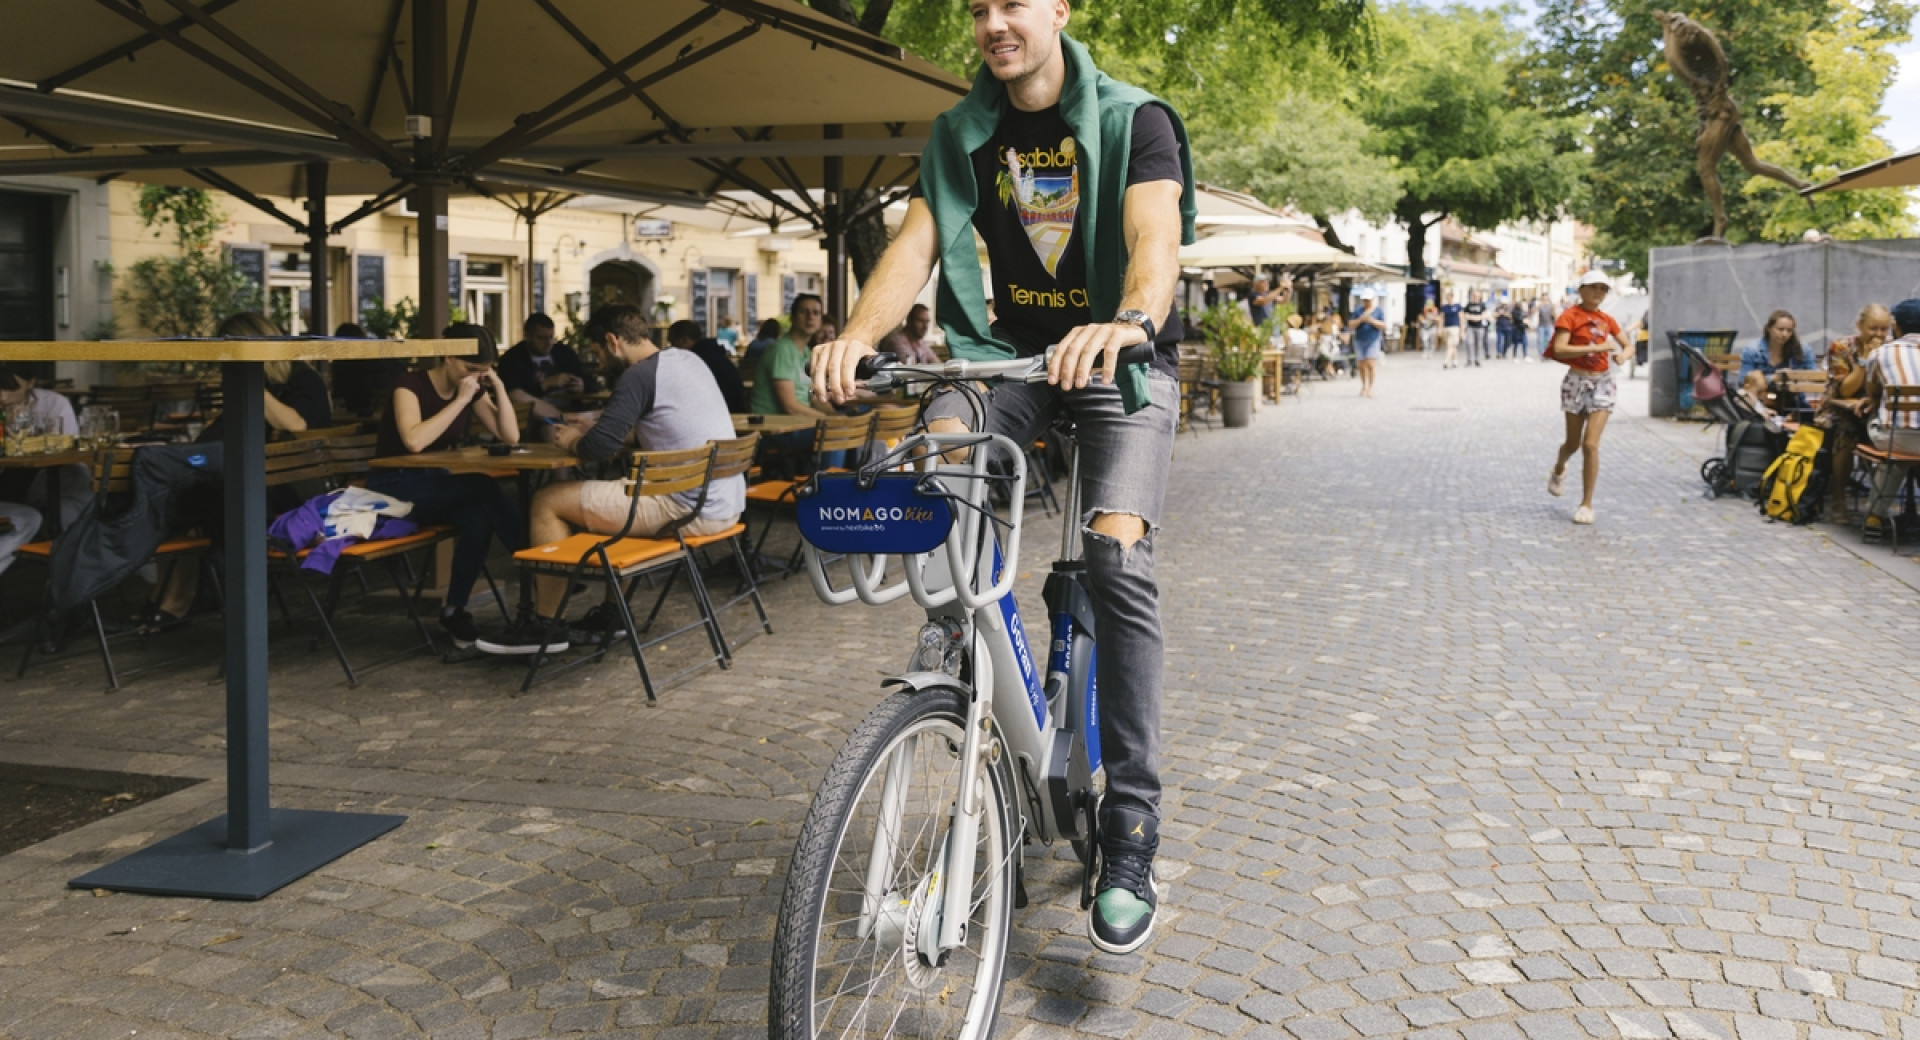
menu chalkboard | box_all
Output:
[690,268,709,329]
[355,254,385,319]
[533,261,547,315]
[744,273,757,326]
[229,246,266,294]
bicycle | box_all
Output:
[767,344,1158,1039]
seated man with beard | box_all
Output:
[476,303,742,655]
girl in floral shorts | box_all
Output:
[1545,271,1633,524]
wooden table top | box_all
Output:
[0,337,472,363]
[368,443,579,472]
[0,448,94,468]
[732,413,815,435]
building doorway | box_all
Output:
[0,192,54,341]
[463,258,511,346]
[588,259,655,315]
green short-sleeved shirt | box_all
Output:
[748,335,811,415]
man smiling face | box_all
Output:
[971,0,1069,87]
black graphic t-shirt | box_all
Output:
[918,103,1185,377]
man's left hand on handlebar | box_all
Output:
[812,336,877,406]
[1050,321,1150,390]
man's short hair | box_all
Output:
[667,319,703,345]
[1894,298,1920,336]
[523,313,556,334]
[790,293,823,320]
[0,363,33,391]
[908,303,930,318]
[584,303,651,346]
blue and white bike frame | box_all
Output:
[796,354,1104,959]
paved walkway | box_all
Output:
[2,356,1919,1040]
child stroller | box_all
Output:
[1674,339,1783,500]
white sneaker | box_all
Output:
[1548,469,1566,497]
[1572,506,1594,525]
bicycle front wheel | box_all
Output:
[770,685,1018,1040]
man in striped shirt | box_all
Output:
[1860,298,1920,532]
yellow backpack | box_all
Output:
[1760,424,1824,523]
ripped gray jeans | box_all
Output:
[927,372,1178,818]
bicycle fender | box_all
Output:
[881,672,972,697]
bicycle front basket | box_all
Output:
[795,473,956,556]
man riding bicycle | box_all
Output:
[812,0,1194,955]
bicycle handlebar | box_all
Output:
[853,342,1157,391]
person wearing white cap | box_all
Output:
[1544,269,1633,524]
[1348,287,1386,397]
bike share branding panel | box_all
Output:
[796,474,956,556]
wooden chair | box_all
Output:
[676,434,772,660]
[15,439,321,689]
[744,413,877,578]
[1281,338,1313,397]
[863,404,920,468]
[86,385,153,433]
[1780,369,1826,419]
[272,433,506,685]
[509,445,730,699]
[1856,386,1920,546]
[1177,356,1218,434]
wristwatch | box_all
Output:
[1113,309,1157,343]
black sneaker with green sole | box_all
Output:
[1090,803,1160,955]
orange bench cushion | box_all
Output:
[270,525,454,560]
[19,536,210,559]
[515,532,680,570]
[1855,445,1920,464]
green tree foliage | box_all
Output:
[1746,0,1915,241]
[119,186,261,337]
[1521,0,1911,276]
[1193,93,1403,229]
[808,0,1376,284]
[1362,3,1585,286]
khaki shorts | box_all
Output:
[578,479,739,538]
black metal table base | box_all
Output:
[69,809,405,900]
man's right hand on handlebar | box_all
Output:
[812,336,877,406]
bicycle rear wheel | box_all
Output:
[770,685,1018,1040]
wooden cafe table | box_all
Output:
[0,337,470,900]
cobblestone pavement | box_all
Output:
[2,356,1919,1040]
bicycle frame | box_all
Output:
[799,428,1101,958]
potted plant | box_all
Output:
[1199,303,1265,427]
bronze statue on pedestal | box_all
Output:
[1655,10,1810,241]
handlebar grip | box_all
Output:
[854,352,899,380]
[1115,343,1158,368]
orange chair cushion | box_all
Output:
[681,522,747,549]
[23,536,209,559]
[515,532,680,570]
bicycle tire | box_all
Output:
[770,685,1019,1040]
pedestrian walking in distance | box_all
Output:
[1545,270,1633,524]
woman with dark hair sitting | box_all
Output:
[364,323,521,648]
[1739,309,1816,414]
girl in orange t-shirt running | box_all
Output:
[1546,271,1633,524]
